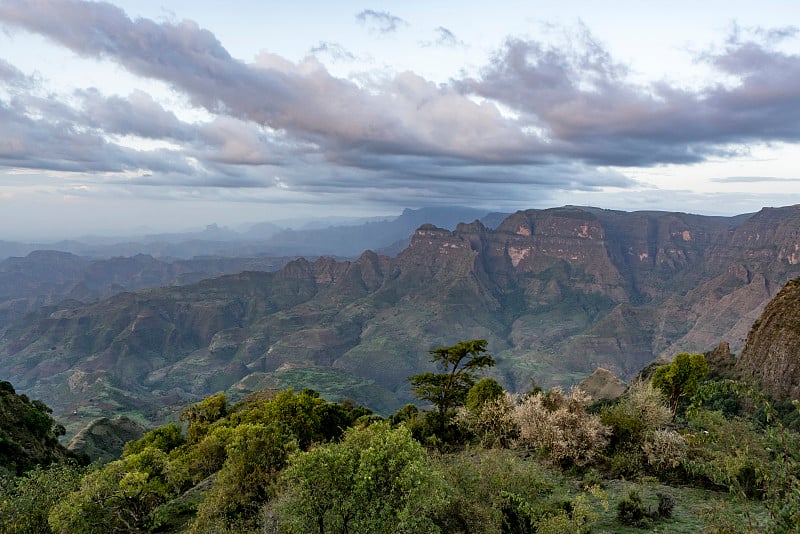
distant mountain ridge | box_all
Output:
[0,252,296,328]
[3,204,800,429]
[0,206,500,260]
[0,207,500,327]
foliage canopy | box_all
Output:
[408,339,495,430]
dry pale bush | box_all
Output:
[643,429,688,472]
[457,392,519,448]
[622,380,673,430]
[513,387,609,466]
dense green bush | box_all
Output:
[599,381,673,478]
[0,383,78,475]
[600,380,672,450]
[190,423,296,533]
[123,423,185,457]
[269,421,446,533]
[466,378,505,414]
[432,449,552,533]
[0,463,84,534]
[49,447,173,533]
[682,408,771,496]
[652,353,708,415]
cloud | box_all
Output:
[458,26,800,166]
[0,96,191,174]
[195,117,286,167]
[309,41,356,62]
[1,1,800,214]
[421,26,464,48]
[355,9,408,35]
[712,176,800,183]
[0,1,535,163]
[0,57,33,88]
[76,88,194,141]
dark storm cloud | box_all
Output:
[355,9,408,35]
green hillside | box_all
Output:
[0,381,84,476]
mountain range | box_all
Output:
[2,204,800,431]
[0,206,500,260]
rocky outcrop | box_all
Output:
[735,277,800,400]
[705,341,736,378]
[67,416,147,463]
[578,368,627,401]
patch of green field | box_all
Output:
[590,478,769,533]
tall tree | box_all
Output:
[408,339,495,430]
[652,352,708,415]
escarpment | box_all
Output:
[736,277,800,400]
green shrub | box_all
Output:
[643,429,688,477]
[682,409,770,496]
[124,423,185,457]
[466,378,505,414]
[189,423,296,533]
[616,490,649,527]
[601,381,671,451]
[0,462,84,534]
[606,445,644,479]
[431,449,552,533]
[270,421,446,534]
[655,492,675,519]
[652,353,708,416]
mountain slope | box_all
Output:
[0,381,82,475]
[735,276,800,400]
[3,205,800,426]
[0,252,295,328]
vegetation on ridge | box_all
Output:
[2,339,798,533]
[0,381,86,477]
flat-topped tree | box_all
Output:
[408,339,495,430]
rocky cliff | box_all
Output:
[735,277,800,400]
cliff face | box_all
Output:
[4,205,800,423]
[735,277,800,400]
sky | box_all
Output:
[1,1,800,240]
